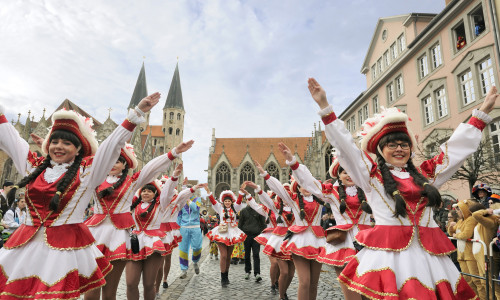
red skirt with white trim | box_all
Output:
[338,236,478,300]
[88,217,131,261]
[317,224,361,267]
[160,231,176,255]
[127,232,167,261]
[280,227,325,260]
[255,227,274,246]
[0,228,112,299]
[263,231,291,260]
[207,225,246,246]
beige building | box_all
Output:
[340,0,500,200]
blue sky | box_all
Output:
[0,0,445,182]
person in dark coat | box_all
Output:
[0,181,14,216]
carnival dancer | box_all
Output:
[307,77,494,299]
[205,186,247,287]
[84,140,193,300]
[126,174,205,300]
[243,180,292,299]
[0,93,160,299]
[284,150,372,300]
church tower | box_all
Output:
[162,62,185,153]
[128,62,149,131]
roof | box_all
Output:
[50,99,102,128]
[128,62,148,109]
[141,125,165,137]
[210,136,325,169]
[164,63,184,110]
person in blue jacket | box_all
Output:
[177,188,204,278]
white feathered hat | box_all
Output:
[120,143,138,169]
[219,190,236,202]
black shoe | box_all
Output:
[275,281,279,288]
[255,274,262,282]
[271,284,277,295]
[162,281,168,289]
[225,272,230,284]
[284,293,289,300]
[239,259,245,264]
[221,272,228,287]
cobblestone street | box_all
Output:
[80,236,344,299]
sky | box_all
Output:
[0,0,446,183]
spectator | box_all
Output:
[446,210,460,271]
[2,198,27,236]
[472,183,492,208]
[320,212,336,230]
[238,191,266,282]
[0,181,14,216]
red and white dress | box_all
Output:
[320,105,483,299]
[85,150,178,261]
[0,111,141,299]
[245,190,278,247]
[264,173,325,260]
[291,163,372,266]
[206,193,247,246]
[128,181,194,260]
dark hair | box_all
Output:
[469,202,486,213]
[130,184,158,218]
[336,166,372,214]
[97,156,129,198]
[377,131,442,218]
[448,210,459,223]
[8,130,84,211]
[295,188,325,220]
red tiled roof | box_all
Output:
[141,125,165,137]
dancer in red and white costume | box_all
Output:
[259,153,325,300]
[289,155,372,300]
[307,77,494,299]
[84,141,192,300]
[0,93,160,299]
[243,179,294,300]
[205,187,247,287]
[126,176,204,300]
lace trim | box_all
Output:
[385,162,410,179]
[345,186,357,197]
[44,162,72,183]
[303,195,314,203]
[106,175,120,184]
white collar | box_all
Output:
[44,161,74,183]
[106,175,120,184]
[385,163,410,179]
[345,186,357,197]
[303,195,314,203]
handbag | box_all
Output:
[326,228,347,245]
[218,223,228,233]
[130,233,140,254]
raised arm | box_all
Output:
[136,140,194,187]
[0,106,32,175]
[241,182,267,217]
[159,163,182,210]
[173,183,206,209]
[308,78,373,192]
[254,160,295,208]
[204,185,222,214]
[247,180,279,215]
[87,93,161,187]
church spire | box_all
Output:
[128,62,148,109]
[164,62,184,110]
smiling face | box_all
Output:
[223,198,232,208]
[110,157,126,176]
[17,198,26,210]
[141,188,156,203]
[48,138,80,164]
[339,170,355,187]
[381,141,411,168]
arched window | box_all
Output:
[239,163,255,185]
[169,112,174,120]
[168,127,173,135]
[216,163,231,185]
[153,139,157,146]
[264,162,280,191]
[324,144,334,179]
[176,128,180,136]
[177,113,181,120]
[164,113,166,119]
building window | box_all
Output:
[176,128,180,136]
[177,113,181,120]
[478,57,495,96]
[324,144,334,179]
[418,54,429,79]
[431,43,442,69]
[387,82,395,103]
[390,43,397,60]
[471,5,486,38]
[264,163,280,190]
[454,22,467,51]
[397,34,406,53]
[363,104,369,121]
[164,113,166,119]
[459,69,475,105]
[153,139,157,146]
[169,112,174,120]
[396,75,404,97]
[168,127,173,135]
[383,51,390,68]
[490,119,500,163]
[351,116,356,131]
[346,119,351,132]
[216,163,231,185]
[435,87,448,119]
[239,163,255,185]
[377,58,383,74]
[371,65,376,81]
[423,96,434,125]
[373,96,379,114]
[358,110,363,126]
